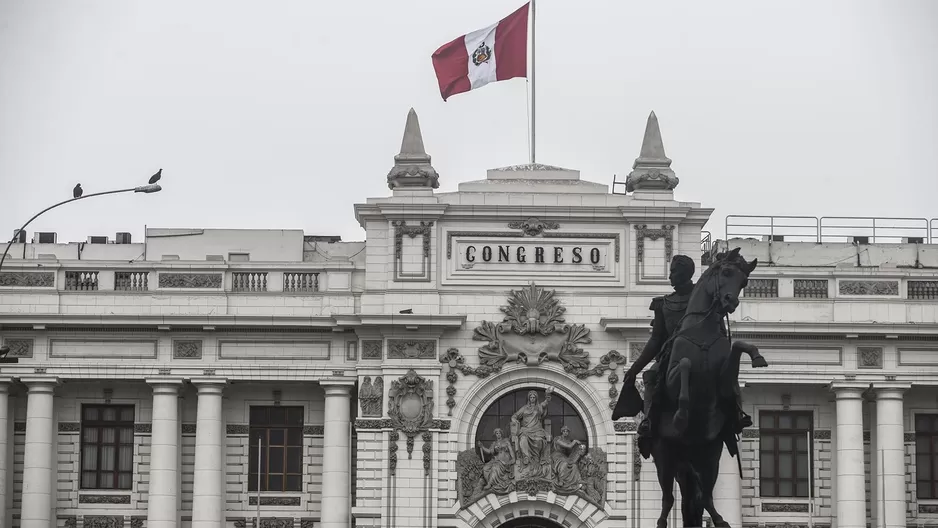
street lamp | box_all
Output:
[0,177,163,273]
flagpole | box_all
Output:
[529,0,536,165]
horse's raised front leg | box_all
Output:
[734,340,767,368]
[672,357,692,435]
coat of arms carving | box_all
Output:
[474,283,591,372]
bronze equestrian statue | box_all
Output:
[613,250,767,527]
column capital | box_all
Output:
[829,381,870,398]
[322,383,353,397]
[871,382,912,399]
[19,377,60,393]
[146,378,186,394]
[190,378,227,395]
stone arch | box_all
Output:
[452,362,611,452]
[456,495,609,528]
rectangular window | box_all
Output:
[916,414,938,499]
[759,411,813,498]
[80,404,135,490]
[248,406,304,492]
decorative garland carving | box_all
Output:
[857,346,883,368]
[634,224,674,263]
[387,339,436,359]
[355,418,450,430]
[762,503,809,513]
[303,425,324,436]
[361,340,382,360]
[507,217,559,237]
[79,495,131,504]
[0,271,54,287]
[173,340,203,359]
[130,517,145,528]
[389,429,400,475]
[158,273,222,288]
[83,517,124,528]
[839,280,899,296]
[422,430,433,476]
[392,221,433,259]
[64,517,78,528]
[359,376,383,417]
[249,496,301,506]
[3,338,33,357]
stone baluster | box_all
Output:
[20,377,59,528]
[191,378,227,528]
[146,378,185,528]
[321,383,353,528]
[831,381,868,528]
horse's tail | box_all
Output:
[683,464,706,526]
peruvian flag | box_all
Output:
[431,3,529,101]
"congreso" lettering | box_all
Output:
[464,245,602,264]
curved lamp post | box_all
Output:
[0,182,162,273]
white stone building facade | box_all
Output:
[0,110,936,528]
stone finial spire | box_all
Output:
[625,111,679,193]
[387,108,440,190]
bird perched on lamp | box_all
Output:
[149,168,162,184]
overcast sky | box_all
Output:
[1,0,936,244]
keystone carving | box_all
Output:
[507,217,559,237]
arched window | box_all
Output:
[474,388,588,449]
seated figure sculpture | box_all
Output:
[476,428,515,494]
[551,425,586,494]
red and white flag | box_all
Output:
[431,3,529,101]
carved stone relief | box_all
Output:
[3,338,33,358]
[158,273,222,288]
[634,224,674,263]
[857,346,883,368]
[63,517,78,528]
[387,369,434,475]
[507,217,559,237]
[359,376,383,417]
[839,280,899,296]
[0,271,54,287]
[629,342,645,361]
[455,389,608,508]
[173,339,203,359]
[761,503,809,513]
[440,283,626,412]
[248,496,301,506]
[130,517,145,528]
[79,495,131,504]
[361,340,382,360]
[83,516,124,528]
[387,339,435,359]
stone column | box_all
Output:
[20,377,58,528]
[712,445,743,527]
[873,383,910,528]
[0,377,12,528]
[321,383,353,528]
[146,379,185,528]
[831,382,868,528]
[191,378,227,528]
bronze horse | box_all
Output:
[650,248,759,527]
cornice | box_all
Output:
[0,313,467,331]
[601,318,938,337]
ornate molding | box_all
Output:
[614,421,638,433]
[79,494,131,504]
[227,424,250,435]
[629,342,645,361]
[63,517,78,528]
[361,339,382,360]
[359,376,384,417]
[182,423,197,434]
[857,346,883,368]
[58,422,80,433]
[0,271,54,287]
[389,429,400,475]
[83,517,124,528]
[392,221,433,259]
[3,338,33,358]
[158,273,222,288]
[814,429,831,440]
[387,339,436,359]
[634,224,674,264]
[134,423,152,434]
[248,496,301,506]
[839,280,899,296]
[386,369,434,474]
[303,425,324,436]
[762,503,809,513]
[920,504,938,514]
[173,339,203,359]
[130,518,145,528]
[507,217,559,237]
[741,429,760,439]
[300,520,317,528]
[906,432,916,443]
[422,430,433,476]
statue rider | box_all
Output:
[613,254,756,459]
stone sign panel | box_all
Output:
[444,229,623,286]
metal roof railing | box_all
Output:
[725,215,937,244]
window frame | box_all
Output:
[79,404,136,490]
[248,405,305,493]
[758,410,814,498]
[915,413,938,500]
